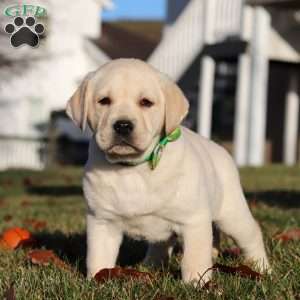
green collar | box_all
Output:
[145,127,181,170]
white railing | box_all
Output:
[214,0,243,41]
[148,0,243,81]
[148,0,204,81]
[0,137,46,170]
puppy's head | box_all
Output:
[66,59,189,164]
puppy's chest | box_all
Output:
[84,169,179,219]
[120,214,175,242]
[84,170,179,241]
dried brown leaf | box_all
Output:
[0,198,6,207]
[1,179,13,187]
[23,219,47,230]
[23,177,33,187]
[3,215,13,222]
[20,199,31,207]
[94,267,153,283]
[3,283,16,300]
[27,249,71,270]
[274,228,300,242]
[213,263,261,280]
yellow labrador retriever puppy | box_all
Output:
[66,59,269,285]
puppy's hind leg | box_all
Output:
[216,195,270,272]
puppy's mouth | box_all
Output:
[107,141,142,156]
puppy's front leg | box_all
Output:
[86,213,122,278]
[181,219,213,286]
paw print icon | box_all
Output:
[4,16,45,48]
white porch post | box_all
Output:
[247,7,271,166]
[197,0,216,138]
[233,6,254,166]
[283,72,299,165]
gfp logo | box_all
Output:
[4,4,47,17]
[3,4,46,48]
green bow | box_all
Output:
[146,127,181,170]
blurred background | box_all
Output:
[0,0,299,170]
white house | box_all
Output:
[0,0,112,169]
[148,0,300,166]
[0,0,299,169]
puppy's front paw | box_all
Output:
[87,270,96,280]
[86,266,102,280]
[182,267,212,287]
[253,257,271,274]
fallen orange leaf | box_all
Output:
[0,227,35,250]
[94,267,153,283]
[27,249,71,270]
[274,228,300,242]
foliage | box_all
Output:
[0,166,299,299]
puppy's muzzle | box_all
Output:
[113,120,134,136]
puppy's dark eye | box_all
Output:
[98,97,111,105]
[139,98,153,108]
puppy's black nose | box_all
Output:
[113,120,134,136]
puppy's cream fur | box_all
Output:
[66,59,269,285]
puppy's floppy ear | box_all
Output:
[66,72,94,131]
[160,74,189,134]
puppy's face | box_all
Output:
[66,59,189,164]
[91,62,165,162]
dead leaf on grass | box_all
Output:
[274,228,300,242]
[1,179,13,187]
[20,199,31,207]
[213,263,261,280]
[0,198,6,207]
[23,219,47,230]
[3,215,13,222]
[0,227,35,250]
[27,249,71,270]
[23,177,33,187]
[94,267,153,283]
[3,283,16,300]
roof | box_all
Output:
[247,0,300,8]
[94,21,163,60]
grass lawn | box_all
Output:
[0,165,300,299]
